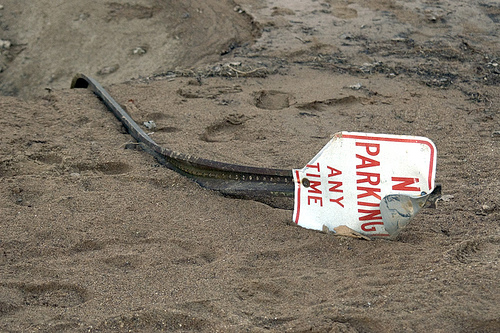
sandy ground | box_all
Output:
[1,0,499,332]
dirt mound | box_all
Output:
[0,0,258,99]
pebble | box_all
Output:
[391,37,407,42]
[143,120,156,130]
[0,39,11,49]
[492,130,500,138]
[0,5,4,10]
[97,64,119,75]
[132,47,146,55]
[437,194,454,203]
[482,204,494,214]
[234,6,245,14]
[424,8,445,22]
[340,33,352,40]
[349,83,362,90]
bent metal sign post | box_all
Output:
[293,132,437,239]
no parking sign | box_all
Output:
[293,132,437,238]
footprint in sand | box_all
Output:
[254,90,291,110]
[201,114,249,142]
[451,236,500,265]
[0,282,87,309]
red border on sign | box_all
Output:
[342,133,435,190]
[294,170,301,224]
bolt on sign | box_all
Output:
[293,132,437,239]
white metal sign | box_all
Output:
[293,132,437,239]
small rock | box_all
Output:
[437,194,454,203]
[349,83,362,90]
[97,64,119,75]
[340,33,352,40]
[0,39,11,49]
[391,37,407,42]
[234,6,245,14]
[0,5,4,10]
[482,204,495,214]
[360,62,381,73]
[492,130,500,138]
[424,8,445,22]
[132,47,146,55]
[143,120,156,130]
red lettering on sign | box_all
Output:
[356,154,380,169]
[328,181,343,193]
[330,196,344,208]
[326,165,344,208]
[306,173,320,178]
[305,163,323,205]
[355,141,383,233]
[357,187,381,200]
[392,177,421,192]
[306,162,320,174]
[308,180,322,195]
[356,172,381,186]
[358,208,382,221]
[361,221,384,232]
[327,166,342,177]
[356,142,380,156]
[358,201,379,207]
[308,196,323,206]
